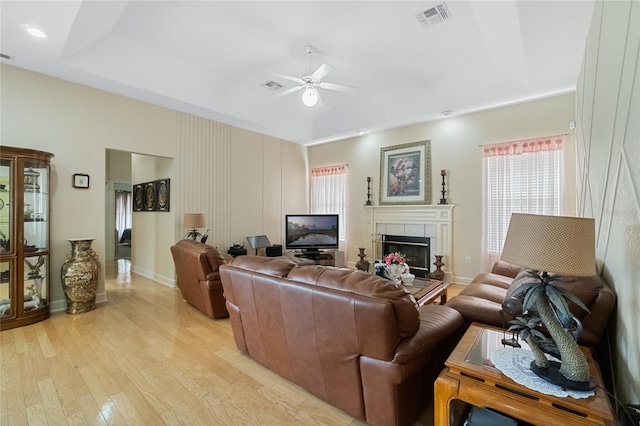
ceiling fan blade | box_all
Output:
[267,71,305,84]
[311,63,334,81]
[272,85,304,98]
[318,81,358,93]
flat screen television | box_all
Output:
[285,214,339,252]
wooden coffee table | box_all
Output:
[405,278,447,306]
[434,323,615,425]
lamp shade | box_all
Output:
[183,213,205,229]
[501,213,596,276]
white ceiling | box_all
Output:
[0,1,595,146]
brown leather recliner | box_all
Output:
[445,261,616,347]
[220,256,464,426]
[170,239,228,319]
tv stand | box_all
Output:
[293,250,335,266]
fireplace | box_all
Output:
[381,235,430,277]
[364,204,454,281]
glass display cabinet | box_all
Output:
[0,146,54,330]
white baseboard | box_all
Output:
[131,265,176,288]
[451,275,473,285]
[50,291,108,313]
[50,299,66,313]
[51,269,175,314]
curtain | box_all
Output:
[311,165,347,249]
[481,136,564,270]
[115,190,132,241]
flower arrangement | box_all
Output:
[384,252,407,265]
[383,252,413,284]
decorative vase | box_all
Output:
[61,238,100,314]
[428,255,445,280]
[385,263,409,284]
[401,272,415,286]
[356,247,370,272]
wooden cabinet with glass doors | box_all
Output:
[0,146,54,330]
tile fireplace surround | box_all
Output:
[363,205,454,281]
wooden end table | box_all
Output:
[405,278,447,306]
[434,323,615,426]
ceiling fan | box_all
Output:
[269,46,357,107]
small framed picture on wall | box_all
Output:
[73,173,90,189]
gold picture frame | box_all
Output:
[379,140,431,205]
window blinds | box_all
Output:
[483,136,564,256]
[310,165,347,244]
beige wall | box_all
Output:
[309,94,576,281]
[0,64,306,309]
[576,0,639,405]
[107,150,133,183]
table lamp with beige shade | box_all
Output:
[184,213,205,240]
[500,213,597,391]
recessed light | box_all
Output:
[20,24,50,39]
[441,110,454,116]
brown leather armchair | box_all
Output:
[220,256,464,426]
[170,239,228,319]
[445,261,616,347]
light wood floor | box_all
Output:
[1,261,463,425]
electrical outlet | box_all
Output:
[465,256,471,264]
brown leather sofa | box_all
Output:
[220,256,464,426]
[445,261,616,347]
[170,239,229,319]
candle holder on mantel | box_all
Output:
[365,177,372,206]
[439,169,448,205]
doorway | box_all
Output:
[106,149,133,262]
[115,188,132,259]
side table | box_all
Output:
[405,279,447,306]
[434,323,615,425]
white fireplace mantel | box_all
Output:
[363,204,454,280]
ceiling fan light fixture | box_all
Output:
[302,87,318,107]
[20,24,50,39]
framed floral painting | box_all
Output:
[379,140,431,205]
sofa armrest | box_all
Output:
[392,304,463,364]
[491,260,522,278]
[445,294,508,327]
[206,271,221,282]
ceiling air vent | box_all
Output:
[263,80,284,91]
[0,53,15,60]
[415,3,452,28]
